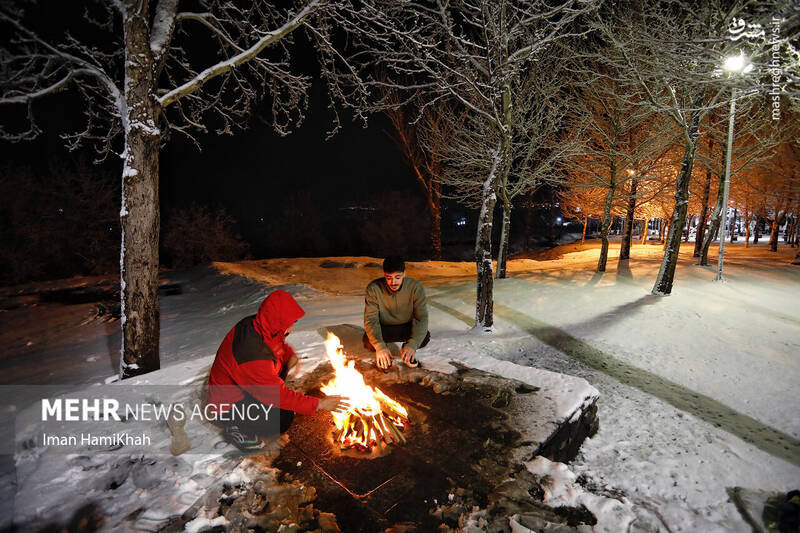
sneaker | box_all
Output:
[225,425,265,452]
[405,357,420,368]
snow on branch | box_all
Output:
[158,0,321,108]
[0,3,124,150]
[150,0,179,67]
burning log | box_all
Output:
[320,334,411,452]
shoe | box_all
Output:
[404,356,420,368]
[225,425,265,452]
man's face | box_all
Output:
[384,270,405,292]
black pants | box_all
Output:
[362,322,430,352]
[224,367,295,436]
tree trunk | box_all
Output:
[684,215,693,242]
[694,160,712,256]
[496,201,511,279]
[652,103,702,295]
[429,195,442,260]
[662,212,672,250]
[120,0,161,379]
[783,215,791,243]
[769,213,784,252]
[786,215,797,247]
[475,145,502,330]
[597,166,617,272]
[699,171,727,266]
[754,216,761,244]
[581,216,588,245]
[620,178,637,260]
[744,212,752,248]
[793,247,800,265]
[730,209,738,242]
[641,217,650,245]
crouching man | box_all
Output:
[363,256,430,369]
[207,289,348,452]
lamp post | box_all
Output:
[715,51,753,282]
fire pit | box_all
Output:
[320,334,410,454]
[265,326,599,532]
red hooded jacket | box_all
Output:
[207,290,319,415]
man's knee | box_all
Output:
[418,330,431,349]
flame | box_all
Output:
[320,333,409,451]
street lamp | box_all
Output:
[715,51,753,282]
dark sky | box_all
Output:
[159,98,413,220]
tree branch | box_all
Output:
[158,0,321,108]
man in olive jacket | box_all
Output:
[363,256,430,369]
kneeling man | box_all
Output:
[207,289,347,451]
[363,256,430,369]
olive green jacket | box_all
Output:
[363,277,428,350]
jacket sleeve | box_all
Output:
[237,359,319,415]
[364,284,386,351]
[407,282,429,350]
[281,341,296,365]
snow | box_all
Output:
[3,241,799,531]
[184,514,229,533]
[522,456,636,532]
[149,0,177,56]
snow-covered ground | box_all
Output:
[2,239,799,531]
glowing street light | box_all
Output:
[722,51,754,75]
[716,51,752,282]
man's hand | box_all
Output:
[401,345,416,365]
[375,348,392,369]
[317,395,350,414]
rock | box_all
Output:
[317,511,342,532]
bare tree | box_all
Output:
[494,58,584,279]
[619,155,675,258]
[740,138,800,253]
[383,92,447,260]
[558,175,607,245]
[565,73,669,272]
[348,0,599,329]
[592,0,786,294]
[695,99,784,265]
[0,0,363,377]
[692,136,719,257]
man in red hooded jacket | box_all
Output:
[207,289,347,451]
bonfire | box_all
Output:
[320,333,410,452]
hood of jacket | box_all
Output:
[253,290,305,341]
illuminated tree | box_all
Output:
[696,100,783,265]
[565,73,667,272]
[592,0,788,293]
[558,179,606,245]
